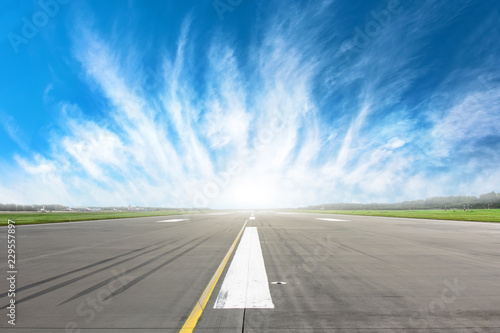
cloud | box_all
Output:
[0,0,498,207]
[43,84,54,104]
[0,110,29,151]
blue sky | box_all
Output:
[1,0,499,208]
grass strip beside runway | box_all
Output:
[299,209,500,222]
[0,210,198,225]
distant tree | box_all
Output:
[301,190,499,210]
[480,191,497,203]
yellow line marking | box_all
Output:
[179,219,248,333]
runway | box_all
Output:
[1,212,499,332]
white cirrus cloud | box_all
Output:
[1,0,499,208]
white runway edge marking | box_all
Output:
[156,219,189,223]
[315,218,349,222]
[214,227,274,309]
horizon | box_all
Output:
[1,1,499,209]
[1,190,498,210]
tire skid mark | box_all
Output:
[2,242,174,308]
[335,222,496,268]
[300,232,353,253]
[264,215,317,263]
[283,229,316,256]
[58,236,205,305]
[0,241,164,299]
[269,225,308,265]
[336,242,391,263]
[103,237,210,300]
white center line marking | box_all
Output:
[214,227,274,309]
[156,219,189,223]
[315,218,349,222]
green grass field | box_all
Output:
[298,209,500,222]
[0,210,197,226]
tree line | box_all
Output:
[0,204,186,212]
[0,204,67,212]
[301,191,500,211]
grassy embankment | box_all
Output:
[298,209,500,222]
[0,210,198,226]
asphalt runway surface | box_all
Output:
[1,212,499,332]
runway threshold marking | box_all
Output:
[214,227,274,309]
[315,218,349,222]
[179,219,248,333]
